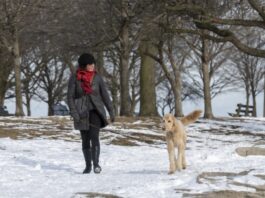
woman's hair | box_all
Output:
[78,53,96,68]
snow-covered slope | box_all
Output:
[0,116,265,198]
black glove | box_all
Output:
[79,110,88,119]
[110,115,115,123]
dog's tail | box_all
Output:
[180,110,202,126]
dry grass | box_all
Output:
[115,116,161,123]
[0,116,165,146]
[109,138,139,146]
[183,190,264,198]
[0,128,21,139]
[196,171,251,184]
[74,192,122,198]
[114,116,162,130]
[236,147,265,156]
[48,116,71,129]
[183,170,265,198]
[107,132,165,146]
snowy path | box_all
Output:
[0,116,265,197]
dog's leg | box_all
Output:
[167,140,176,174]
[182,135,187,169]
[182,148,186,169]
[176,143,184,171]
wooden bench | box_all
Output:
[228,103,255,117]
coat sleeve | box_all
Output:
[99,75,115,119]
[67,75,80,121]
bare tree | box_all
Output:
[50,0,140,116]
[164,0,265,58]
[157,80,175,116]
[201,37,214,118]
[184,33,234,118]
[36,57,70,116]
[21,49,45,116]
[0,0,46,116]
[139,39,158,116]
[147,34,190,117]
[0,47,13,106]
[231,51,264,116]
[100,0,163,116]
[104,47,121,116]
[128,51,141,115]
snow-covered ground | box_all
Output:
[0,116,265,198]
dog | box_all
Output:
[162,110,202,174]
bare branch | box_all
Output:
[248,0,265,21]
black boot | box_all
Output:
[82,149,92,174]
[92,146,101,174]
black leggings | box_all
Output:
[80,110,102,150]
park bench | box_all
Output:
[228,103,255,117]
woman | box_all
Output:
[67,53,115,174]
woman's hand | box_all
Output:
[110,116,115,123]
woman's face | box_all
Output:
[86,64,95,71]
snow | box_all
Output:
[0,116,265,197]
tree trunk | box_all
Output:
[166,36,184,117]
[245,83,250,116]
[130,84,137,115]
[139,40,158,117]
[250,82,257,117]
[48,104,54,116]
[25,94,31,116]
[173,75,183,117]
[263,74,265,117]
[0,85,6,106]
[119,0,131,116]
[119,43,130,116]
[69,62,75,75]
[201,38,214,119]
[13,35,25,116]
[95,50,105,74]
[251,93,257,117]
[249,72,257,117]
[48,96,54,116]
[111,85,119,117]
[157,41,183,117]
[0,68,9,107]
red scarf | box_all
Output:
[76,68,96,94]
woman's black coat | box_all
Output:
[67,72,114,130]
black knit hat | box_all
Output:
[78,53,96,67]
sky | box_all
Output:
[4,91,264,117]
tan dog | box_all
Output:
[163,110,202,174]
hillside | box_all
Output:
[0,116,265,198]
